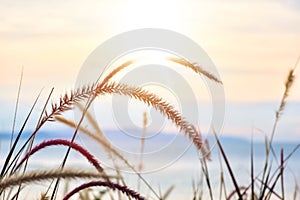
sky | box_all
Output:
[0,0,300,140]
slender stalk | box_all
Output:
[10,67,23,149]
[251,133,254,200]
[280,149,285,200]
[0,170,113,192]
[137,111,147,192]
[200,158,213,200]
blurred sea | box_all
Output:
[0,130,299,200]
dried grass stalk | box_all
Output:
[75,103,105,139]
[54,116,123,164]
[0,169,115,191]
[168,57,222,84]
[98,60,134,88]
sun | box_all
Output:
[119,0,183,30]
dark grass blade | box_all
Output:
[213,131,242,200]
[10,67,23,149]
[259,136,270,196]
[280,149,285,199]
[253,178,281,200]
[0,90,41,178]
[251,134,254,200]
[260,162,272,199]
[14,88,54,199]
[18,88,54,172]
[6,89,54,176]
[264,146,298,199]
[200,159,213,200]
[265,144,299,197]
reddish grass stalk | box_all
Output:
[63,181,145,200]
[14,139,103,173]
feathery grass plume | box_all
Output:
[0,169,116,192]
[40,83,96,126]
[14,139,103,173]
[99,56,222,90]
[276,69,296,118]
[167,57,222,84]
[96,82,203,151]
[270,56,298,144]
[97,60,134,88]
[63,181,145,200]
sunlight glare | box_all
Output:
[120,0,183,30]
